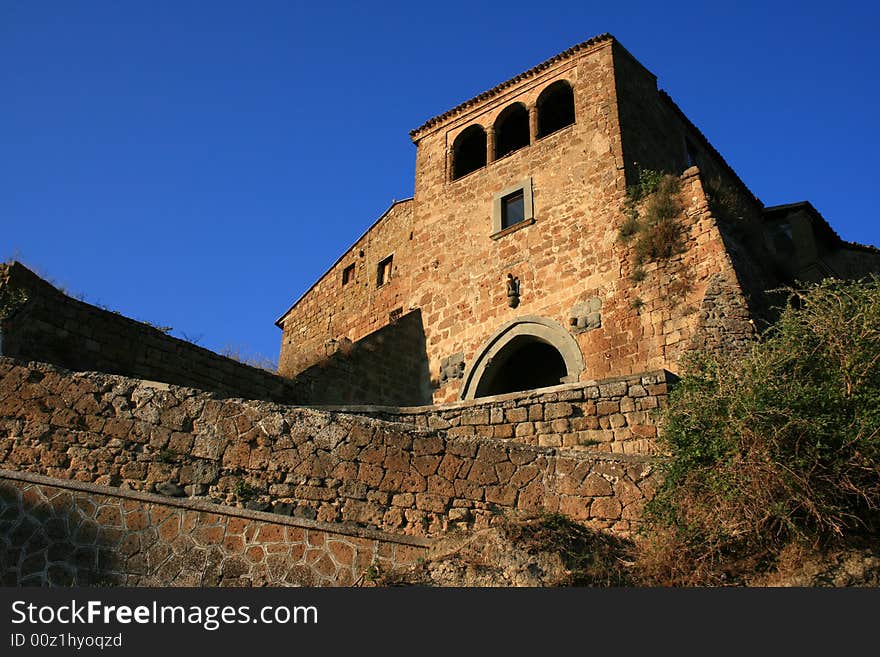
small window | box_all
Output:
[501,190,525,229]
[377,255,393,287]
[341,263,355,286]
[685,138,699,168]
[491,178,534,237]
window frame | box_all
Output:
[376,254,394,287]
[491,178,534,238]
[341,263,355,286]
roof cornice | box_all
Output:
[409,33,614,142]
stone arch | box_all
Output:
[493,102,530,159]
[460,316,584,400]
[451,124,487,180]
[536,80,575,138]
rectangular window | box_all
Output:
[491,178,534,237]
[341,263,355,286]
[501,190,525,229]
[377,255,393,287]
[685,138,699,168]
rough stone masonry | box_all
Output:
[0,358,658,538]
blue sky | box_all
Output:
[3,1,878,365]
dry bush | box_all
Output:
[638,277,880,585]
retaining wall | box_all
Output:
[0,468,428,586]
[0,262,300,403]
[0,357,658,536]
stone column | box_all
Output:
[529,105,538,142]
[446,147,453,180]
[486,126,496,163]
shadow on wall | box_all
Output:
[292,309,433,406]
[0,482,121,586]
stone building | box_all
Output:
[274,33,880,407]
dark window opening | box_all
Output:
[770,221,795,257]
[494,103,530,159]
[474,337,567,398]
[685,138,699,168]
[377,255,393,287]
[536,80,575,138]
[342,263,355,286]
[451,125,487,180]
[501,190,525,229]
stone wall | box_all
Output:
[291,309,433,406]
[0,357,658,535]
[0,262,301,404]
[0,468,428,587]
[319,371,671,456]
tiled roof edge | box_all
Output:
[409,33,614,141]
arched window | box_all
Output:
[451,125,487,180]
[536,80,575,138]
[493,103,530,159]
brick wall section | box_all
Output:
[0,358,658,535]
[0,469,428,586]
[612,43,686,182]
[0,262,301,404]
[319,371,671,456]
[612,43,784,327]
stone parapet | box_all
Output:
[314,371,672,455]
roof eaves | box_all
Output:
[764,201,880,254]
[409,33,614,141]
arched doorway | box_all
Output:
[473,336,567,397]
[460,316,584,400]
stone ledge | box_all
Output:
[0,468,431,548]
[308,369,674,415]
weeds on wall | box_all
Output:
[637,277,880,585]
[628,172,684,266]
[618,167,694,315]
[619,167,684,267]
[233,479,257,501]
[221,345,278,372]
[0,288,28,320]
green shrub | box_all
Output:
[640,277,880,585]
[626,167,665,203]
[233,479,257,500]
[620,168,684,267]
